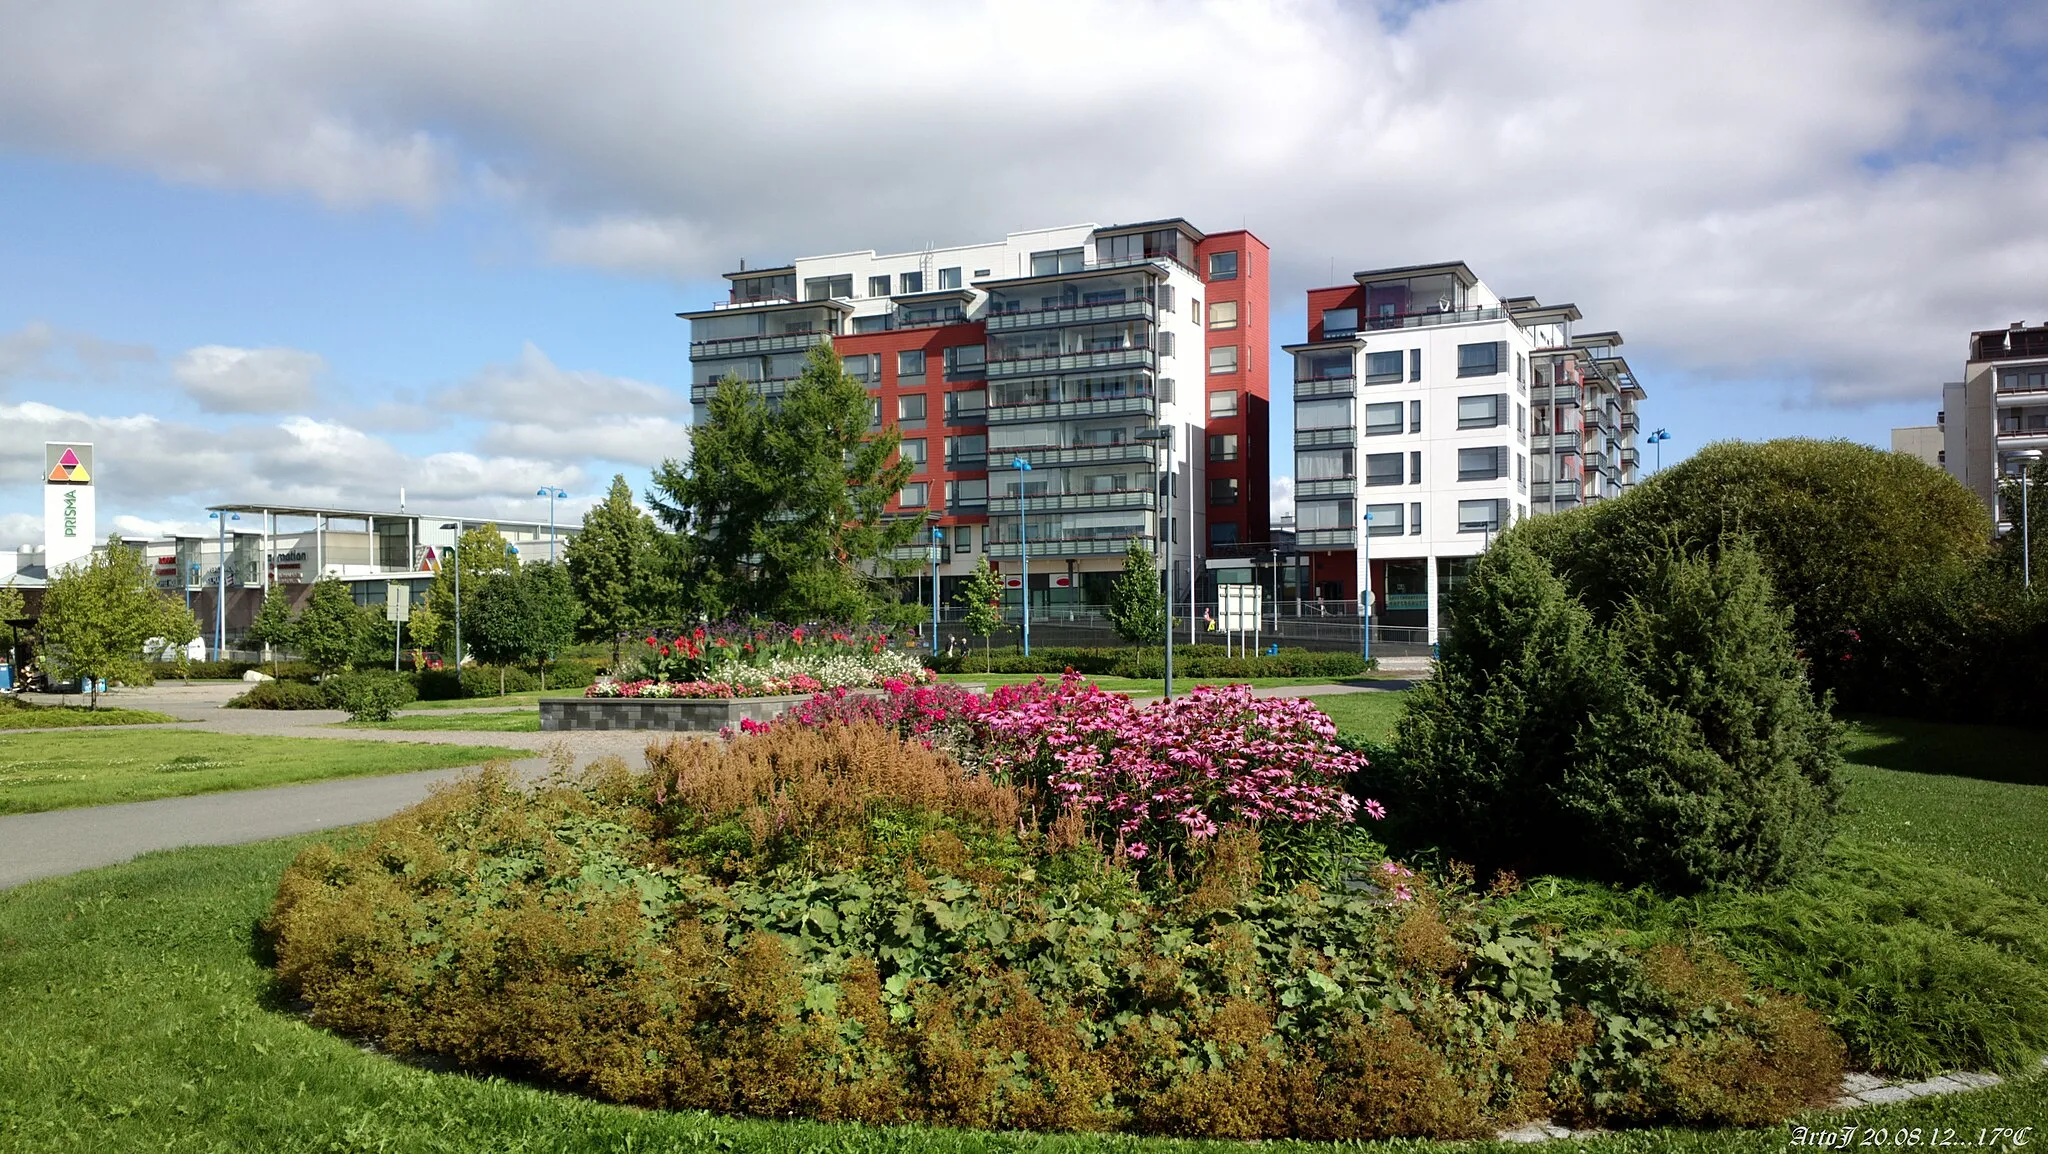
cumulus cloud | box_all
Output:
[0,511,41,551]
[0,321,154,392]
[440,343,690,466]
[2,0,2045,411]
[172,345,325,413]
[1269,475,1295,527]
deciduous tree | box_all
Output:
[36,537,171,708]
[1107,537,1166,644]
[296,577,365,675]
[956,557,1005,673]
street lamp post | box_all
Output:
[1360,508,1373,666]
[535,487,567,562]
[2013,449,2043,591]
[1648,428,1671,473]
[438,523,463,671]
[208,510,240,660]
[929,526,945,656]
[1137,427,1176,699]
[1011,457,1033,657]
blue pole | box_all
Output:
[930,528,943,656]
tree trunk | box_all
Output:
[984,635,991,674]
[499,666,506,696]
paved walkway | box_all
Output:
[0,674,1415,890]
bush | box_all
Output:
[320,670,419,722]
[269,741,1843,1140]
[169,660,319,682]
[543,657,604,688]
[224,681,328,710]
[1825,559,2048,726]
[413,664,538,700]
[1391,537,1842,891]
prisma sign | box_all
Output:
[42,442,96,572]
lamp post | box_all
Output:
[1360,508,1373,665]
[1648,428,1671,473]
[1137,427,1176,698]
[208,509,240,659]
[1011,457,1033,657]
[2013,449,2043,591]
[535,487,567,562]
[438,523,462,670]
[929,525,945,656]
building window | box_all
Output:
[899,271,924,295]
[1159,285,1176,313]
[1458,341,1503,377]
[943,345,985,379]
[1209,433,1239,461]
[897,349,927,383]
[900,438,927,467]
[1409,398,1422,433]
[867,275,890,298]
[1364,350,1403,384]
[945,388,986,424]
[1210,521,1240,546]
[1210,477,1240,505]
[1297,499,1352,530]
[952,477,988,511]
[1209,300,1238,329]
[1410,450,1422,484]
[1298,397,1354,430]
[1208,250,1238,280]
[1517,452,1527,492]
[899,482,928,508]
[1366,502,1404,537]
[1209,345,1238,375]
[1323,308,1359,338]
[1160,330,1177,357]
[868,397,882,431]
[938,267,961,290]
[1030,248,1085,276]
[1209,389,1239,419]
[840,353,877,383]
[1364,400,1403,436]
[945,433,986,468]
[1409,349,1422,382]
[804,274,852,301]
[1409,501,1422,535]
[1159,377,1176,404]
[954,523,974,552]
[1365,453,1404,487]
[1516,351,1528,384]
[1458,498,1504,533]
[1297,448,1353,480]
[1458,446,1507,481]
[1458,393,1503,429]
[852,314,890,334]
[1516,403,1526,436]
[898,393,928,427]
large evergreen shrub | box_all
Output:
[1392,537,1842,891]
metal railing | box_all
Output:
[985,347,1156,378]
[983,298,1155,333]
[1297,528,1356,548]
[687,331,827,358]
[985,394,1157,424]
[987,536,1151,559]
[1296,477,1356,498]
[987,490,1156,514]
[1295,426,1356,448]
[1294,375,1357,399]
[996,443,1159,468]
[687,375,799,403]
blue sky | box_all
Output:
[2,0,2044,543]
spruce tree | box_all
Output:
[565,474,655,667]
[1107,537,1166,644]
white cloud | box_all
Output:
[0,321,154,393]
[173,345,325,413]
[0,511,40,550]
[1269,475,1295,526]
[439,343,689,465]
[0,0,2045,410]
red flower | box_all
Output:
[660,644,672,657]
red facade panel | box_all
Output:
[835,322,987,532]
[1196,230,1270,549]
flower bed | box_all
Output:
[590,623,933,701]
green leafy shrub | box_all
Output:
[413,664,538,700]
[1825,560,2048,726]
[267,730,1844,1140]
[172,660,319,682]
[544,657,605,687]
[1393,537,1842,891]
[223,681,328,710]
[320,670,419,722]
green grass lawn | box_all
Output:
[0,701,179,730]
[1840,715,2048,893]
[1306,690,1409,744]
[0,730,527,814]
[343,710,541,733]
[1,838,2038,1154]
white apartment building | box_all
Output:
[1285,261,1645,642]
[1942,321,2048,521]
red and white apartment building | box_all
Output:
[1284,261,1645,642]
[680,219,1269,617]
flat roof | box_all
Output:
[1352,261,1478,287]
[1093,217,1205,243]
[1510,300,1585,322]
[973,260,1168,292]
[206,504,560,530]
[676,298,855,321]
[1281,338,1367,354]
[1573,330,1624,347]
[723,265,795,280]
[891,287,977,306]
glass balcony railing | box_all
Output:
[1295,426,1356,448]
[1293,375,1357,399]
[687,330,828,358]
[986,490,1157,515]
[985,394,1157,424]
[983,298,1156,333]
[985,347,1156,378]
[1296,528,1356,549]
[1295,477,1356,498]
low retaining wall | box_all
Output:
[540,694,820,732]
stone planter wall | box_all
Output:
[541,690,873,732]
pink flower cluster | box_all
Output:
[765,672,1382,865]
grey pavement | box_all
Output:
[0,672,1418,890]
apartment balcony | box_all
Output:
[988,535,1154,559]
[1621,446,1641,469]
[1619,411,1640,433]
[1997,372,2048,396]
[987,490,1157,515]
[1295,477,1356,499]
[1529,385,1580,407]
[982,298,1156,333]
[1531,481,1584,506]
[1583,408,1612,433]
[1295,426,1356,449]
[1294,375,1357,400]
[985,347,1156,379]
[1997,426,2048,441]
[1296,528,1356,549]
[688,375,798,404]
[998,442,1159,469]
[985,394,1157,424]
[1530,433,1582,453]
[1352,306,1510,333]
[687,330,828,359]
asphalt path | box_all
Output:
[0,674,1414,890]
